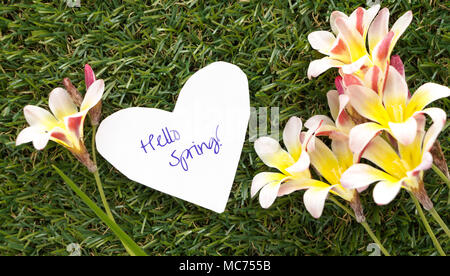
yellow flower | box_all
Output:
[251,116,312,208]
[307,5,412,80]
[341,112,446,210]
[346,66,449,159]
[252,115,364,221]
[16,80,105,171]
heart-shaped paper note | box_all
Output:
[96,62,249,213]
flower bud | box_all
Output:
[63,78,83,106]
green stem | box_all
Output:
[93,169,114,221]
[410,193,446,256]
[91,125,136,256]
[428,207,450,239]
[91,126,113,220]
[432,164,450,189]
[53,165,147,256]
[431,164,450,205]
[329,196,390,256]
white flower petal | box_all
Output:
[23,105,58,129]
[307,57,344,79]
[405,83,450,117]
[259,181,281,209]
[49,87,77,121]
[304,184,334,219]
[308,31,336,54]
[251,172,285,198]
[254,136,295,173]
[16,126,44,146]
[285,150,310,174]
[388,117,417,145]
[383,65,408,110]
[340,164,398,189]
[80,79,104,112]
[282,116,303,160]
[389,11,413,54]
[373,180,402,205]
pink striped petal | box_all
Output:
[383,65,408,112]
[334,17,366,61]
[335,76,344,95]
[64,111,87,142]
[372,31,394,73]
[407,152,433,178]
[368,7,389,54]
[80,79,104,112]
[390,55,405,79]
[329,37,351,63]
[49,127,72,148]
[343,74,363,87]
[335,94,354,131]
[349,122,386,162]
[363,65,382,93]
[84,64,96,90]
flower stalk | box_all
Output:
[409,192,446,256]
[328,196,390,256]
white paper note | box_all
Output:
[96,62,250,213]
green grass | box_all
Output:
[0,0,449,256]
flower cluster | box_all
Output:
[252,5,449,222]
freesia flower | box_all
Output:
[251,116,313,208]
[15,79,105,172]
[347,65,450,160]
[299,131,364,221]
[307,5,412,80]
[300,92,366,221]
[341,111,446,210]
[305,89,354,140]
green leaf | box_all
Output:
[52,165,148,256]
